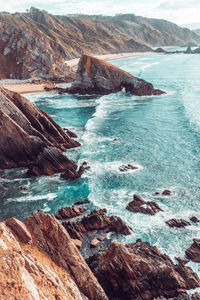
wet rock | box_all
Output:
[20,186,29,191]
[61,162,90,180]
[0,88,80,176]
[113,138,121,142]
[63,208,132,241]
[190,216,200,223]
[67,55,165,96]
[55,206,86,220]
[162,189,171,195]
[155,191,160,195]
[72,239,82,249]
[186,239,200,262]
[175,257,190,265]
[166,219,191,228]
[126,194,163,215]
[74,199,90,206]
[119,164,138,172]
[87,240,200,300]
[64,129,78,138]
[90,238,102,248]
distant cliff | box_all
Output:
[0,7,200,80]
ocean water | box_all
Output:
[1,52,200,274]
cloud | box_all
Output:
[159,0,200,10]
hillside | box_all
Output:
[193,29,200,36]
[0,7,200,79]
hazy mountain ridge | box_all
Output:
[0,7,199,79]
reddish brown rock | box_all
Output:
[90,238,102,248]
[74,199,90,205]
[72,239,82,249]
[67,55,165,96]
[166,219,190,228]
[126,194,163,215]
[5,218,32,244]
[186,239,200,262]
[61,161,90,180]
[55,206,86,220]
[87,240,200,300]
[175,257,190,265]
[190,216,200,223]
[0,87,80,176]
[63,208,132,241]
[162,189,172,195]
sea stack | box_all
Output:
[68,54,165,96]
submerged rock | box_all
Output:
[87,240,200,300]
[0,87,80,176]
[166,219,191,228]
[126,194,163,215]
[186,239,200,262]
[67,55,165,96]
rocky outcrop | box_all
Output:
[87,240,200,300]
[126,194,163,215]
[67,55,165,96]
[166,219,191,228]
[0,211,108,300]
[55,206,86,220]
[186,239,200,262]
[0,87,80,176]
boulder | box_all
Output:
[67,55,165,96]
[186,239,200,262]
[87,240,200,300]
[0,87,80,176]
[190,216,200,223]
[162,189,171,195]
[74,199,90,205]
[126,194,163,215]
[62,208,132,241]
[55,206,86,220]
[119,164,138,172]
[166,219,191,228]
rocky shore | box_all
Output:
[1,203,200,300]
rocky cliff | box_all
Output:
[0,210,199,300]
[0,8,200,80]
[67,55,164,96]
[0,87,81,176]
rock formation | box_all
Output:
[186,239,200,262]
[0,87,81,176]
[126,194,163,215]
[87,240,200,300]
[166,219,191,228]
[0,211,107,300]
[67,55,164,96]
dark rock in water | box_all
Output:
[190,216,200,223]
[193,47,200,53]
[162,189,172,195]
[62,208,132,241]
[155,191,160,195]
[119,164,138,172]
[55,206,86,220]
[87,240,200,300]
[126,194,163,215]
[61,161,90,180]
[0,87,80,176]
[186,46,192,53]
[154,47,166,53]
[74,199,90,205]
[67,55,165,96]
[20,186,29,191]
[63,128,78,138]
[186,239,200,262]
[175,257,190,265]
[166,219,191,228]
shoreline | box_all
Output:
[0,51,156,94]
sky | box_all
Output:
[1,0,200,27]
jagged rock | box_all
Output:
[162,189,172,195]
[63,208,132,241]
[55,206,86,220]
[0,212,108,300]
[175,257,190,265]
[67,55,165,96]
[25,211,108,299]
[72,239,82,249]
[74,199,90,205]
[90,238,102,248]
[126,194,163,215]
[186,239,200,262]
[20,186,29,191]
[154,47,166,53]
[0,87,80,176]
[166,219,191,228]
[119,164,138,172]
[190,216,200,223]
[5,218,32,244]
[186,46,192,53]
[193,47,200,53]
[61,161,90,180]
[87,240,200,300]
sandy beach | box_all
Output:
[1,51,155,94]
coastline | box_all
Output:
[0,51,155,94]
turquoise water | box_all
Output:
[1,53,200,274]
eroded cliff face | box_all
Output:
[68,55,164,96]
[0,87,80,176]
[0,212,108,300]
